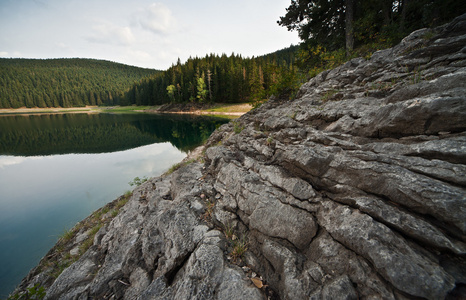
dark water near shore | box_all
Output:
[0,112,228,298]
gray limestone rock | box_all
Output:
[14,13,466,300]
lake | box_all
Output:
[0,112,228,298]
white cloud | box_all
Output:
[122,49,154,67]
[0,157,26,169]
[127,49,152,60]
[86,21,135,46]
[55,42,73,52]
[0,51,22,58]
[0,156,43,169]
[136,3,175,35]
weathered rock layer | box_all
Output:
[16,14,466,299]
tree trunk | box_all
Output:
[345,0,355,57]
[400,0,409,32]
[382,0,393,26]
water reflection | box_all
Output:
[0,113,228,297]
[0,113,227,156]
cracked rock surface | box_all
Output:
[15,14,466,299]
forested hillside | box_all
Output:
[0,58,159,108]
[123,46,300,107]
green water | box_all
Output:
[0,112,228,298]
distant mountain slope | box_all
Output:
[0,58,160,108]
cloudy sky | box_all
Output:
[0,0,300,69]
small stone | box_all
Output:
[70,247,80,256]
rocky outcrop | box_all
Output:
[14,14,466,299]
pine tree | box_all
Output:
[196,74,208,103]
[167,85,176,102]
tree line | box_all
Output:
[0,48,300,109]
[0,58,159,108]
[122,46,300,107]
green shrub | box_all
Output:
[128,176,148,187]
[8,284,46,300]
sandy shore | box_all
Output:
[0,106,99,115]
[0,104,252,117]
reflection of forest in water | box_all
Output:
[0,113,229,156]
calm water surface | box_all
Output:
[0,112,228,297]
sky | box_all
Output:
[0,0,300,70]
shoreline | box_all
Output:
[0,103,252,118]
[0,106,99,115]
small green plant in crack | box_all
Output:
[166,159,197,175]
[89,223,102,236]
[203,198,215,220]
[78,237,94,255]
[8,283,46,300]
[223,222,235,240]
[101,206,110,215]
[288,111,297,120]
[371,81,396,92]
[233,121,244,134]
[51,258,76,279]
[422,30,435,41]
[320,89,339,102]
[78,223,104,256]
[59,228,75,243]
[266,136,274,146]
[123,190,132,199]
[410,68,423,84]
[115,193,131,210]
[230,235,248,262]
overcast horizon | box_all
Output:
[0,0,300,70]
